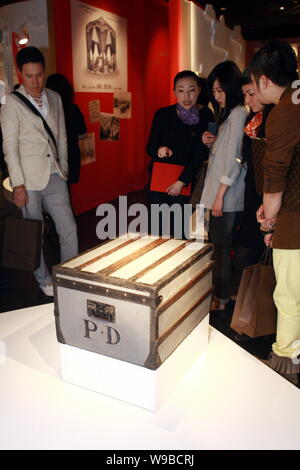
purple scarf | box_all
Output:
[176,104,199,125]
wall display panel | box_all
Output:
[180,1,245,76]
[53,0,169,214]
[71,0,128,93]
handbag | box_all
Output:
[230,247,277,338]
[2,208,42,271]
[150,162,192,196]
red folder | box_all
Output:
[150,162,192,196]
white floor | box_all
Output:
[0,303,299,450]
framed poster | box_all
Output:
[99,113,120,142]
[89,99,101,123]
[79,132,96,165]
[113,91,131,119]
[71,0,128,93]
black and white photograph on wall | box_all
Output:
[113,91,131,119]
[79,132,96,165]
[99,113,120,141]
[89,99,101,123]
[71,0,127,93]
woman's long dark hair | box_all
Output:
[45,73,74,110]
[197,77,210,107]
[207,60,243,126]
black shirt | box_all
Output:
[147,104,213,185]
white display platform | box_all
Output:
[1,303,300,450]
[60,316,209,411]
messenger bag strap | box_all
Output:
[12,91,58,154]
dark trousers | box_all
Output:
[148,191,190,238]
[209,211,241,303]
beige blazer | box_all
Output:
[1,85,68,190]
[200,105,248,212]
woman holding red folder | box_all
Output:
[147,70,212,238]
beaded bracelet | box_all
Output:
[260,223,276,232]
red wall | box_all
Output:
[144,0,170,156]
[168,0,181,100]
[53,0,170,214]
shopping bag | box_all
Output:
[2,210,42,271]
[150,162,192,196]
[188,206,209,241]
[230,248,277,338]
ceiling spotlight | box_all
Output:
[14,24,29,45]
[280,5,285,10]
[18,33,29,45]
[220,7,227,10]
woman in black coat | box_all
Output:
[147,70,213,238]
[45,74,87,186]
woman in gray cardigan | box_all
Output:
[200,61,248,312]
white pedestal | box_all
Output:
[60,314,209,411]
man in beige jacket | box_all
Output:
[1,47,78,297]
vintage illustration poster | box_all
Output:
[89,99,101,123]
[71,0,127,93]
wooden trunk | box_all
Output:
[53,234,213,370]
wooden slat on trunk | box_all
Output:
[129,242,187,282]
[157,262,213,315]
[76,238,139,271]
[98,238,168,276]
[157,287,212,345]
